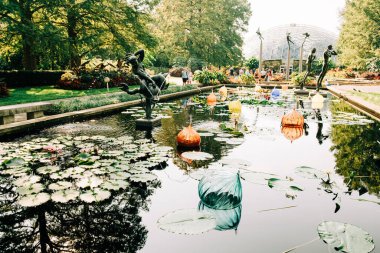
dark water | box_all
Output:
[1,91,380,253]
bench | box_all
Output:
[0,102,51,125]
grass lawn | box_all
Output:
[0,85,130,107]
[349,91,380,107]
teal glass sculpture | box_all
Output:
[198,202,242,231]
[198,170,242,210]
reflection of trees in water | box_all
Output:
[330,102,380,195]
[0,181,159,252]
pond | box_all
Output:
[1,88,379,253]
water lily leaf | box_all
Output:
[295,166,326,179]
[36,166,60,175]
[225,138,245,145]
[48,181,73,191]
[3,157,26,168]
[51,189,79,203]
[199,132,214,137]
[240,171,278,185]
[17,183,44,195]
[80,188,111,203]
[220,159,252,170]
[181,151,213,161]
[76,176,103,188]
[109,171,131,180]
[268,178,303,192]
[214,137,229,142]
[101,180,129,190]
[157,209,216,235]
[318,221,375,253]
[18,192,50,207]
[129,173,157,183]
[13,175,41,186]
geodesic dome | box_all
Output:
[245,24,338,61]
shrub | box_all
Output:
[245,57,259,70]
[193,70,227,85]
[0,81,9,97]
[169,67,186,77]
[56,70,139,90]
[291,72,312,86]
[0,70,65,87]
[271,73,285,82]
[240,74,255,84]
[360,72,380,80]
[326,68,357,79]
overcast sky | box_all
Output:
[246,0,346,34]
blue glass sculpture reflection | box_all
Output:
[198,170,242,210]
[198,202,242,231]
[271,87,280,99]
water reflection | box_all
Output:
[330,102,380,195]
[0,180,158,252]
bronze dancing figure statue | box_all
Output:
[121,49,169,119]
[316,45,337,91]
[301,48,316,90]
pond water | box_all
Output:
[1,89,379,253]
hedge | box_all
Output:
[0,70,65,87]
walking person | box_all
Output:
[181,68,188,86]
[188,70,193,84]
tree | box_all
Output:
[154,0,251,67]
[245,57,259,70]
[337,0,380,70]
[0,0,57,70]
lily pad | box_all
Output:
[76,176,103,188]
[36,166,60,175]
[18,192,50,207]
[318,221,375,253]
[51,189,79,203]
[240,171,279,185]
[157,209,216,235]
[295,166,327,179]
[80,188,111,203]
[17,183,45,195]
[48,181,73,191]
[129,173,158,183]
[181,151,213,161]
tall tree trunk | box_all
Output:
[21,2,37,70]
[67,3,81,69]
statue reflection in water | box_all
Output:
[0,179,159,252]
[315,109,329,144]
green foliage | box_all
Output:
[240,74,255,84]
[0,0,158,70]
[291,72,312,86]
[193,70,227,85]
[154,0,251,67]
[330,102,380,194]
[245,57,259,70]
[337,0,380,70]
[0,81,9,97]
[47,85,197,114]
[311,58,336,75]
[187,57,205,72]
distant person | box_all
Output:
[260,69,267,79]
[188,70,193,84]
[181,69,188,85]
[239,68,244,76]
[266,69,273,81]
[229,68,234,76]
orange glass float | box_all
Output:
[281,109,304,127]
[207,92,217,106]
[177,125,201,148]
[281,126,303,142]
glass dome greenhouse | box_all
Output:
[245,24,338,61]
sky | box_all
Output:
[243,0,346,54]
[246,0,346,34]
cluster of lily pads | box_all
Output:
[0,135,173,207]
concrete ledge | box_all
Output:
[0,102,51,116]
[328,86,380,122]
[0,85,218,139]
